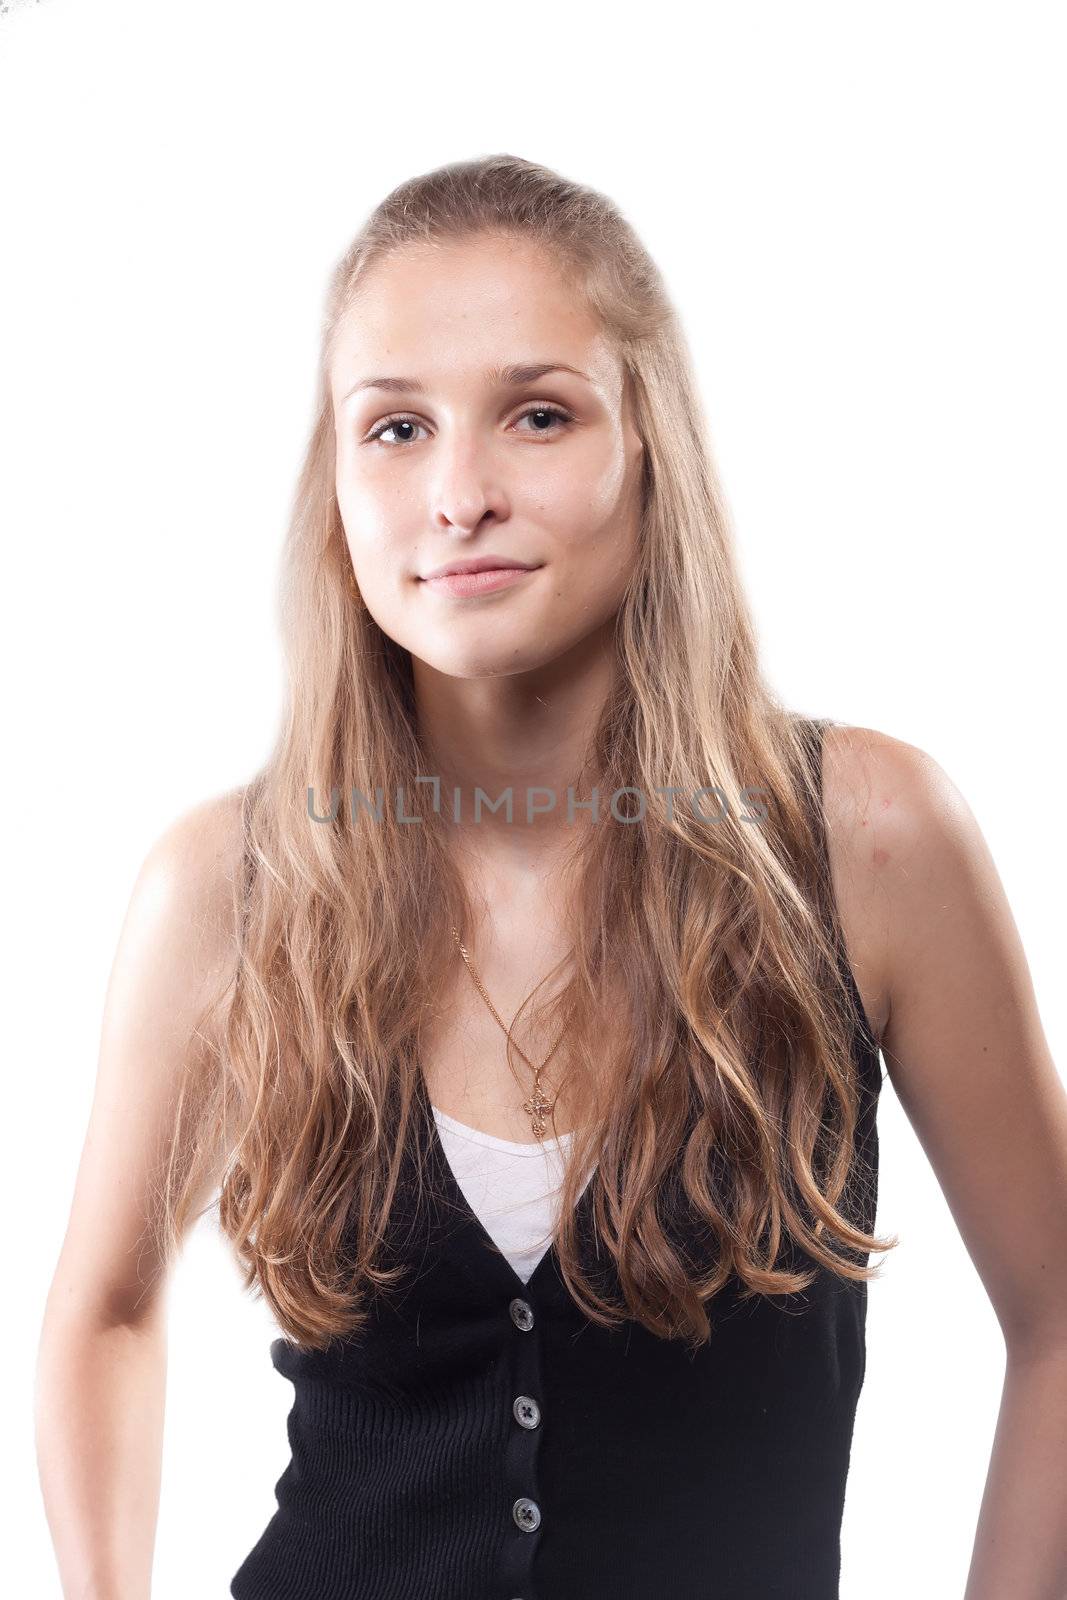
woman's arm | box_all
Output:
[842,729,1067,1599]
[35,791,244,1600]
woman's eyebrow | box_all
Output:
[341,361,591,403]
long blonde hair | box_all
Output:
[163,153,896,1352]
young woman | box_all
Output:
[37,155,1067,1600]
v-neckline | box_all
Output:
[416,1071,598,1301]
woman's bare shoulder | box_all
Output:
[144,783,249,892]
[45,787,253,1328]
[817,722,933,1047]
[123,785,251,1024]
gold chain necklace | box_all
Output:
[450,925,565,1140]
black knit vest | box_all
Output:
[230,718,883,1599]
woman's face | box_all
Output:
[329,232,645,679]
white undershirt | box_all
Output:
[431,1104,595,1284]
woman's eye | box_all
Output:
[512,404,574,436]
[365,404,574,448]
[366,416,428,447]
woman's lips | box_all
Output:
[420,566,539,598]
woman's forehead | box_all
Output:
[330,237,614,391]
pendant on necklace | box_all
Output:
[523,1081,554,1140]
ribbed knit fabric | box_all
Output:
[229,718,883,1599]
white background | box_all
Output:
[3,2,1064,1595]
